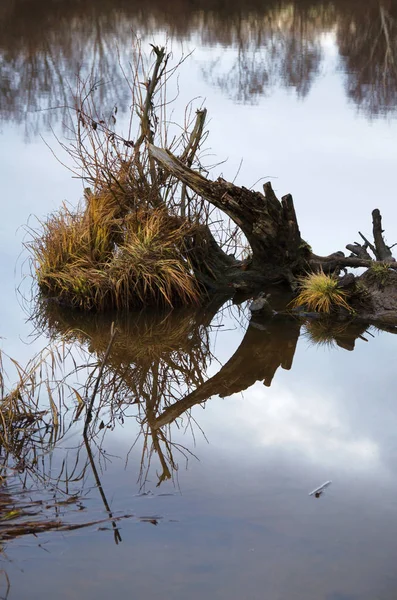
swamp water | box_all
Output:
[1,1,397,598]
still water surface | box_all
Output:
[1,1,397,598]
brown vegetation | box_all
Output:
[292,270,352,314]
[27,45,227,311]
[30,203,201,310]
[24,39,397,323]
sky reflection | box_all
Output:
[1,3,397,598]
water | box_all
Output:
[1,1,397,598]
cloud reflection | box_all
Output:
[226,381,381,470]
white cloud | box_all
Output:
[199,379,381,474]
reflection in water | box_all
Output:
[202,4,326,103]
[4,298,391,488]
[2,3,397,598]
[338,1,397,115]
[0,302,219,558]
[0,299,396,595]
[2,298,395,507]
[34,300,218,487]
[1,0,397,133]
[303,318,371,351]
[6,298,384,490]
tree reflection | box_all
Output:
[1,0,397,132]
[202,4,327,103]
[337,1,397,116]
[0,294,395,571]
[30,297,383,488]
[36,300,218,487]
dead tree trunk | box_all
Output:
[149,144,397,290]
[150,144,308,283]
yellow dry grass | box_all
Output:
[29,198,201,311]
[27,44,218,312]
[292,270,352,314]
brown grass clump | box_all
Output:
[108,210,200,309]
[29,202,201,311]
[26,44,217,312]
[292,269,352,314]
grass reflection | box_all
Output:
[1,296,395,554]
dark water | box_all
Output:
[1,1,397,598]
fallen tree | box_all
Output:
[150,144,396,277]
[28,43,397,325]
[148,143,397,324]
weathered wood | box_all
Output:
[359,231,377,257]
[180,108,207,218]
[372,208,394,261]
[281,193,302,255]
[150,142,397,317]
[149,144,306,276]
[346,243,372,260]
[337,273,356,291]
[311,254,397,272]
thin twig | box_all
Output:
[84,323,117,435]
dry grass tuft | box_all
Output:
[29,203,201,311]
[26,43,220,312]
[292,270,352,314]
